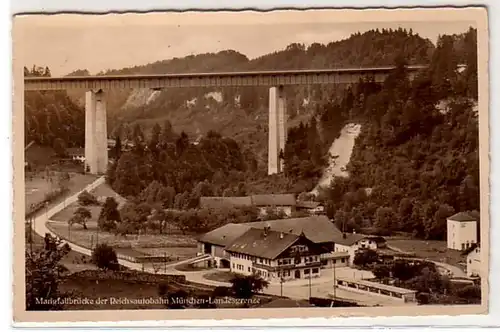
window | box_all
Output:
[304,269,310,275]
[248,267,251,272]
[341,258,345,263]
[232,263,235,268]
[312,268,319,274]
[278,272,281,277]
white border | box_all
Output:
[4,0,499,330]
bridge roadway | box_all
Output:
[23,65,427,91]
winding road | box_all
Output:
[29,176,229,285]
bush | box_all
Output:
[78,190,99,206]
[91,243,119,270]
[353,249,379,267]
[230,274,269,299]
[372,264,391,279]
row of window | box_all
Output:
[277,267,319,278]
[233,263,251,273]
[290,245,309,253]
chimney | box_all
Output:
[280,232,284,239]
[353,230,356,235]
[264,226,270,236]
[342,233,347,239]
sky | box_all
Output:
[16,13,476,76]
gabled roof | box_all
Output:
[296,201,322,209]
[448,211,479,222]
[250,194,296,207]
[197,223,251,247]
[241,215,342,244]
[225,228,300,260]
[334,233,367,246]
[199,196,253,209]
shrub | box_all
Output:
[78,190,99,206]
[230,274,269,299]
[91,243,119,270]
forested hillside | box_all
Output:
[24,66,85,152]
[319,27,479,240]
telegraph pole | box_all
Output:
[280,276,284,297]
[308,272,312,300]
[333,259,337,299]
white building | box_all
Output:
[197,215,347,272]
[225,227,323,282]
[447,211,479,251]
[466,244,481,278]
[334,233,383,265]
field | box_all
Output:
[25,172,98,212]
[50,202,103,223]
[386,238,466,268]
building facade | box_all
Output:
[466,245,481,277]
[334,233,380,265]
[225,227,324,282]
[447,212,479,251]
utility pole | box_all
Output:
[280,275,284,297]
[333,259,337,300]
[308,272,312,300]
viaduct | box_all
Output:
[24,65,427,175]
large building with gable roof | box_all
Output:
[446,211,479,251]
[197,215,357,278]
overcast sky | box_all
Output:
[16,13,475,76]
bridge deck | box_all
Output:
[24,65,427,91]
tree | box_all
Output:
[52,138,67,157]
[230,274,269,299]
[57,172,71,191]
[353,249,379,267]
[91,243,119,270]
[69,207,92,230]
[372,264,391,280]
[77,190,98,206]
[26,234,71,310]
[114,135,122,160]
[98,197,121,231]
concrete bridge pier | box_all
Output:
[268,85,287,175]
[84,89,108,174]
